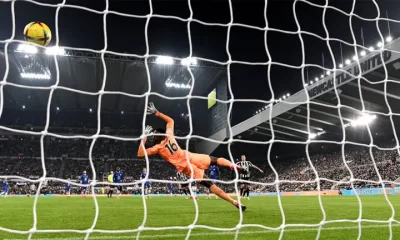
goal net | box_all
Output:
[0,0,400,239]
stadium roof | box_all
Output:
[0,43,225,115]
[199,36,400,156]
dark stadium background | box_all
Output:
[0,0,400,161]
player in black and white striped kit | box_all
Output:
[176,171,190,199]
[236,154,263,200]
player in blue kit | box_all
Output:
[168,177,174,196]
[1,178,9,198]
[65,178,71,197]
[207,165,220,199]
[140,168,151,199]
[113,167,124,199]
[80,171,89,198]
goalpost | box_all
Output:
[0,0,399,239]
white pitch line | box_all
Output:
[4,224,400,240]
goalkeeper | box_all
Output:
[138,103,246,211]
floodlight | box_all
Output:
[56,107,60,111]
[326,71,331,75]
[20,73,51,80]
[16,44,37,54]
[360,50,366,57]
[352,55,358,61]
[121,111,124,114]
[155,56,174,65]
[368,46,374,51]
[22,105,26,109]
[181,57,198,66]
[315,77,319,81]
[317,130,326,136]
[350,114,376,127]
[286,93,290,97]
[165,82,191,89]
[89,108,93,113]
[304,83,308,87]
[339,63,343,68]
[386,36,393,42]
[309,133,317,139]
[310,81,314,84]
[377,41,383,48]
[45,46,66,56]
[320,75,324,78]
[282,95,286,99]
[345,59,351,65]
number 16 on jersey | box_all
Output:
[165,140,178,155]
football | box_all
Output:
[23,21,52,47]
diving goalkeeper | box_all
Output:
[137,103,246,211]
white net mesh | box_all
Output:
[1,0,400,239]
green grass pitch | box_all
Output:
[1,195,400,240]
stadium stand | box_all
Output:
[1,133,398,195]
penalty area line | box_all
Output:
[4,224,399,240]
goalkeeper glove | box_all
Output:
[146,102,158,115]
[144,125,153,135]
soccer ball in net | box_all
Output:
[23,21,52,47]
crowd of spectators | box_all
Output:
[1,136,400,195]
[252,140,400,193]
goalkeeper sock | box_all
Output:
[246,189,250,197]
[209,185,235,205]
[240,188,244,197]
